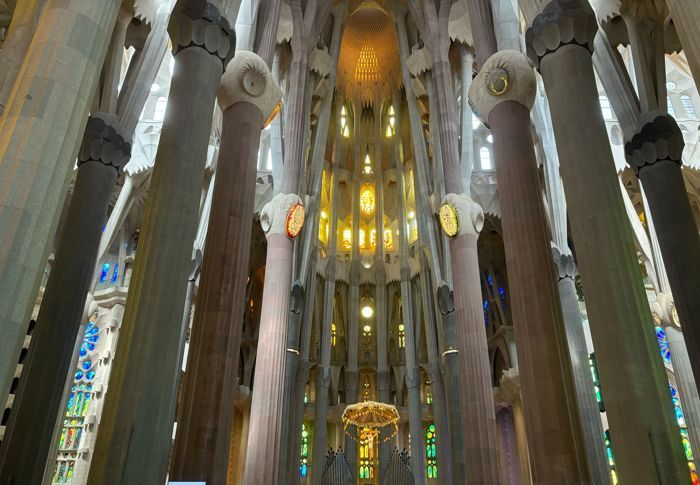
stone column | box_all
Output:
[499,369,532,485]
[625,112,700,382]
[0,0,42,114]
[526,1,688,482]
[496,406,521,485]
[459,45,474,188]
[469,49,589,482]
[0,0,121,410]
[0,114,129,484]
[87,3,234,483]
[665,0,700,90]
[170,51,281,483]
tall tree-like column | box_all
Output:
[0,0,42,114]
[402,1,501,481]
[469,50,589,481]
[0,0,121,412]
[244,2,330,482]
[0,114,129,484]
[87,3,234,483]
[170,51,281,483]
[664,0,700,90]
[526,1,688,482]
[625,112,700,382]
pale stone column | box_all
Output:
[625,112,700,383]
[499,369,532,485]
[87,3,234,483]
[170,51,281,483]
[397,4,502,481]
[665,0,700,90]
[459,45,474,187]
[0,0,121,411]
[526,1,689,482]
[469,50,589,481]
[0,114,129,484]
[0,0,42,114]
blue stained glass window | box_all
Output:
[655,326,672,364]
[82,360,92,371]
[74,371,83,380]
[99,263,110,284]
[86,370,96,381]
[111,263,119,284]
[487,273,493,285]
[300,423,309,478]
[80,321,100,357]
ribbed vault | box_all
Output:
[338,4,401,106]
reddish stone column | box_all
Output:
[170,51,281,483]
[469,50,589,481]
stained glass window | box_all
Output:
[360,183,375,217]
[111,262,119,285]
[359,427,376,479]
[426,423,438,478]
[398,323,405,349]
[340,106,349,137]
[331,323,337,347]
[655,326,672,365]
[98,263,110,284]
[300,423,310,478]
[589,353,605,412]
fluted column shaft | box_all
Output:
[88,4,234,482]
[527,2,688,481]
[171,77,272,480]
[0,0,120,411]
[487,99,589,480]
[0,115,128,484]
[625,113,700,386]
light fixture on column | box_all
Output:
[361,305,374,318]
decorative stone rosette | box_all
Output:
[218,50,283,127]
[469,50,537,126]
[439,193,485,238]
[624,111,685,176]
[78,113,132,173]
[525,0,598,68]
[168,1,235,66]
[260,193,305,239]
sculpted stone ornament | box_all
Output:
[440,193,485,237]
[168,1,234,66]
[218,50,283,127]
[624,111,685,176]
[652,292,681,328]
[525,0,598,68]
[552,245,576,281]
[78,113,132,173]
[260,193,305,239]
[469,50,536,125]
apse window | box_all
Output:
[154,96,167,122]
[681,95,697,118]
[479,147,492,170]
[667,96,676,117]
[386,105,397,137]
[599,96,613,120]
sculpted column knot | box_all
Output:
[168,1,235,66]
[624,111,685,176]
[552,245,576,281]
[440,193,485,237]
[218,50,283,126]
[468,50,537,126]
[525,0,598,68]
[652,292,680,329]
[78,113,132,173]
[260,193,305,239]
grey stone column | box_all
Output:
[0,0,121,412]
[526,1,689,482]
[625,112,700,383]
[0,115,129,484]
[459,45,474,187]
[470,50,589,482]
[170,51,280,484]
[0,0,42,114]
[87,3,234,483]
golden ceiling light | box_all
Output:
[342,401,400,443]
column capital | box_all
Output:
[497,368,522,404]
[78,113,131,173]
[168,1,235,66]
[525,0,598,68]
[552,245,576,281]
[219,51,282,126]
[260,193,305,239]
[437,283,455,316]
[469,50,536,125]
[624,111,685,176]
[652,292,681,329]
[440,193,484,237]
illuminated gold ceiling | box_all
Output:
[337,4,402,106]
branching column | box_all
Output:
[625,112,700,383]
[0,0,120,411]
[470,51,589,481]
[170,51,281,483]
[526,1,688,482]
[0,115,129,484]
[87,3,234,483]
